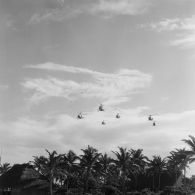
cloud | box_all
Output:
[0,117,64,163]
[23,63,152,105]
[29,6,82,24]
[29,0,151,24]
[170,33,195,49]
[149,17,195,32]
[25,62,101,75]
[148,15,195,49]
[0,106,148,163]
[90,0,151,17]
[1,108,195,172]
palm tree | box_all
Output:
[0,163,11,175]
[171,148,191,188]
[167,151,182,186]
[66,150,78,170]
[62,150,79,193]
[31,150,63,195]
[129,149,148,190]
[98,153,113,185]
[148,155,166,191]
[30,155,47,173]
[130,149,148,169]
[182,135,195,163]
[113,147,131,194]
[79,145,101,193]
[182,135,195,188]
[167,148,191,187]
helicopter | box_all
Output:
[148,115,154,121]
[116,113,120,119]
[102,120,106,125]
[148,113,158,120]
[98,104,105,112]
[152,121,156,126]
[77,112,84,119]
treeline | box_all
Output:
[0,135,195,195]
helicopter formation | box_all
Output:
[77,104,121,125]
[77,104,157,126]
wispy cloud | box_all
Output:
[90,0,151,17]
[24,63,152,106]
[29,7,82,24]
[170,33,195,49]
[25,62,150,78]
[150,17,195,32]
[29,0,151,24]
[148,15,195,49]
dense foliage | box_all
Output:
[1,135,195,195]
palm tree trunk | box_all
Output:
[84,169,90,193]
[152,175,155,191]
[184,169,186,189]
[174,171,177,195]
[158,173,161,191]
[85,179,89,193]
[49,170,55,195]
[83,173,89,194]
[67,179,69,195]
[135,174,138,190]
[49,177,53,195]
[122,177,126,195]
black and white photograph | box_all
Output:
[0,0,195,194]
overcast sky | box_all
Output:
[0,0,195,176]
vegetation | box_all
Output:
[1,135,195,195]
[0,162,11,175]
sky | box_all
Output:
[0,0,195,176]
